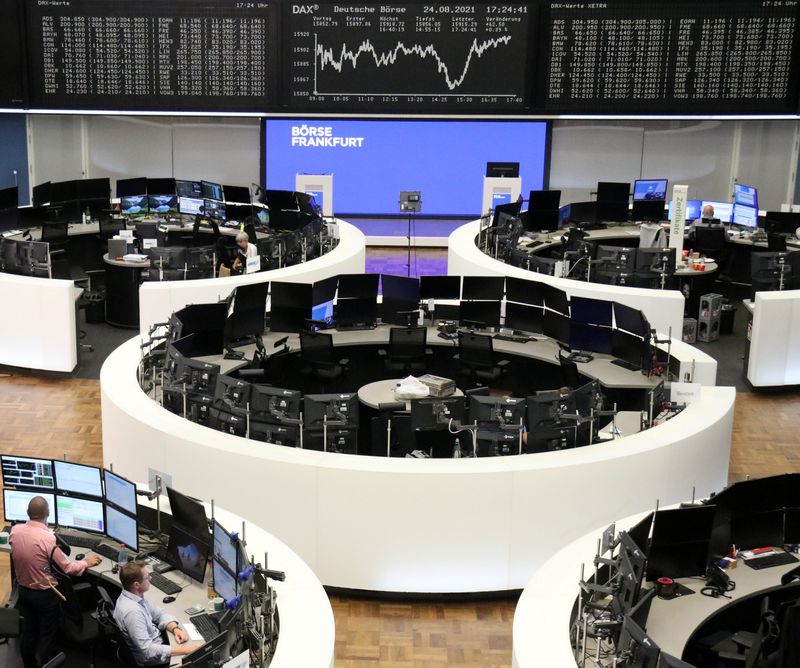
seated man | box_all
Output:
[114,561,203,666]
[688,203,724,238]
[231,231,258,274]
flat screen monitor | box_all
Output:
[614,302,649,337]
[733,183,758,209]
[213,519,238,571]
[732,203,758,229]
[541,284,569,315]
[166,524,210,583]
[505,276,543,306]
[668,199,702,221]
[570,323,612,354]
[485,161,520,178]
[462,276,504,301]
[201,181,223,201]
[32,182,51,207]
[628,513,654,557]
[543,310,570,345]
[270,282,312,333]
[49,180,79,204]
[729,509,785,550]
[617,616,660,668]
[304,393,359,430]
[613,330,645,369]
[146,178,175,196]
[381,274,419,303]
[636,248,676,275]
[212,557,238,603]
[0,186,18,210]
[657,654,694,668]
[459,300,501,327]
[105,504,139,552]
[148,195,178,214]
[336,298,378,327]
[4,489,55,524]
[103,469,137,516]
[203,199,226,221]
[1,455,54,490]
[338,274,379,299]
[764,211,800,235]
[223,185,251,204]
[529,189,560,210]
[176,180,202,198]
[178,196,204,216]
[633,179,668,202]
[410,397,465,431]
[121,195,148,216]
[167,487,209,542]
[116,177,148,198]
[312,276,339,305]
[250,421,300,447]
[182,630,228,668]
[597,182,630,203]
[596,245,637,273]
[504,302,544,334]
[214,376,251,413]
[701,200,733,223]
[250,386,302,422]
[469,395,526,426]
[646,506,716,580]
[55,494,105,533]
[570,296,612,326]
[419,275,461,300]
[53,461,103,498]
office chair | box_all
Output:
[95,585,139,668]
[558,353,582,389]
[99,218,126,243]
[378,326,431,374]
[0,605,21,646]
[712,596,778,667]
[40,221,69,247]
[455,331,509,386]
[299,330,349,391]
[693,226,727,254]
[768,233,788,252]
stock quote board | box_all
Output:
[539,0,800,114]
[283,2,535,112]
[25,0,279,111]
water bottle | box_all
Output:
[453,438,461,459]
[118,544,128,567]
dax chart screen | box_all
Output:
[284,2,534,112]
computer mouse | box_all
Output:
[162,596,176,604]
[75,553,85,561]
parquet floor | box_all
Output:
[1,372,799,666]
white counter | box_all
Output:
[747,289,800,387]
[102,337,734,594]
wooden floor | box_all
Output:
[1,373,799,666]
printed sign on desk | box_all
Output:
[246,256,261,274]
[670,382,701,405]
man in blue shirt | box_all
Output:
[113,561,203,666]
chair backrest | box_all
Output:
[694,226,727,251]
[389,326,426,360]
[768,233,788,252]
[638,223,666,249]
[40,222,69,244]
[458,331,494,367]
[99,218,126,241]
[300,330,335,365]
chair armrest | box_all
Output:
[452,353,461,361]
[377,349,387,358]
[498,359,511,368]
[425,348,433,356]
[73,582,92,592]
[339,358,350,367]
[730,631,756,650]
[714,650,746,663]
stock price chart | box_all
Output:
[285,2,532,111]
[26,0,277,111]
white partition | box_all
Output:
[102,338,734,594]
[448,220,717,384]
[0,273,79,372]
[138,220,365,334]
[747,289,800,386]
[482,176,522,214]
[296,174,333,217]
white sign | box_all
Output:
[222,650,249,668]
[142,238,157,250]
[119,229,134,239]
[669,185,688,253]
[670,382,701,405]
[246,256,261,274]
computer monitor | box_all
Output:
[224,282,269,345]
[505,276,544,306]
[570,323,612,354]
[201,181,223,201]
[614,302,649,337]
[540,284,569,315]
[633,179,668,202]
[116,177,148,198]
[304,394,359,430]
[1,455,54,490]
[729,509,785,550]
[103,469,137,516]
[628,513,654,558]
[203,199,226,222]
[381,274,420,303]
[176,180,202,198]
[338,274,379,299]
[270,281,312,333]
[570,296,612,326]
[181,630,229,668]
[419,275,460,300]
[303,427,358,454]
[0,186,17,210]
[764,211,800,235]
[48,180,79,204]
[596,246,637,273]
[212,557,238,603]
[732,203,758,229]
[469,396,526,427]
[144,177,175,196]
[636,248,676,275]
[32,182,51,207]
[668,199,702,221]
[617,616,660,668]
[148,195,178,215]
[223,185,251,204]
[53,461,103,498]
[504,302,544,334]
[646,505,716,580]
[250,386,302,422]
[733,183,758,209]
[177,358,220,395]
[597,182,630,203]
[214,376,251,413]
[410,397,465,431]
[4,489,55,524]
[336,297,378,328]
[485,161,519,178]
[105,504,139,552]
[613,331,645,369]
[543,310,570,345]
[250,421,300,447]
[312,275,339,305]
[213,519,238,571]
[55,494,105,533]
[167,487,209,542]
[657,654,694,668]
[462,276,504,301]
[166,524,210,583]
[701,200,733,223]
[459,300,502,328]
[120,195,148,216]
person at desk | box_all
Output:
[9,495,102,668]
[230,231,258,274]
[688,204,724,237]
[114,561,203,666]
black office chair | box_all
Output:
[455,331,509,386]
[378,326,431,374]
[558,353,582,390]
[768,233,788,252]
[370,413,414,457]
[95,585,139,668]
[299,330,349,391]
[693,226,727,254]
[40,221,69,247]
[712,596,778,667]
[99,218,126,243]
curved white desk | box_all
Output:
[448,220,687,344]
[746,289,800,387]
[138,220,366,334]
[102,336,734,594]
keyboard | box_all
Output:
[611,359,641,372]
[494,334,536,344]
[189,612,222,641]
[93,543,131,561]
[149,571,182,595]
[60,534,101,549]
[745,552,799,570]
[336,324,377,331]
